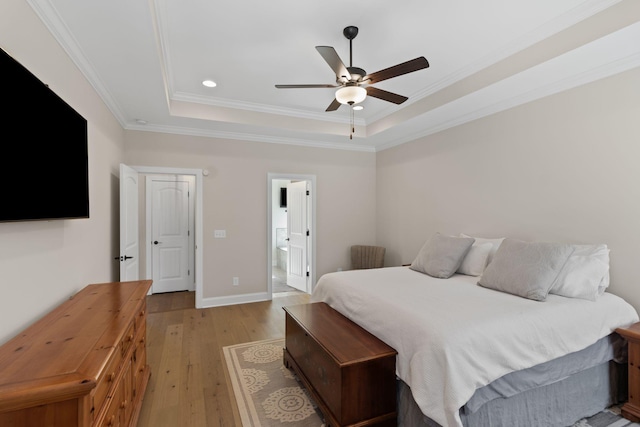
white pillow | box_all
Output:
[410,233,475,279]
[460,234,504,265]
[549,244,610,301]
[457,242,493,276]
[478,239,574,301]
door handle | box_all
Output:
[153,241,161,245]
[124,255,134,260]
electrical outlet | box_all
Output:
[214,230,226,238]
[232,277,239,286]
[337,267,343,272]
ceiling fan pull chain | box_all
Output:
[350,108,354,140]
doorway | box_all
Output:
[267,173,316,296]
[119,165,204,308]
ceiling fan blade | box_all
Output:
[325,98,341,112]
[364,57,429,84]
[316,46,351,80]
[366,86,408,105]
[275,84,338,88]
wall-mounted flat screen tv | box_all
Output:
[280,187,287,208]
[0,47,89,222]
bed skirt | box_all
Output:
[398,360,627,427]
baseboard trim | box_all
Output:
[200,292,270,309]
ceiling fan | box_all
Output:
[275,26,429,112]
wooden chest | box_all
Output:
[283,302,397,427]
[0,280,152,427]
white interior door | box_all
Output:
[150,178,192,293]
[119,164,139,281]
[287,181,308,292]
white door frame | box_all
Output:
[130,165,204,308]
[267,173,316,295]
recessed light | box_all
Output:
[352,105,364,111]
[202,80,217,88]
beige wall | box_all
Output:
[376,67,640,311]
[124,131,377,299]
[0,0,125,343]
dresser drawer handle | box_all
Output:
[107,415,115,426]
[108,372,116,382]
[120,400,128,409]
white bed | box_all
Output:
[310,266,638,427]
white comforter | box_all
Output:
[310,267,639,427]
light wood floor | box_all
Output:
[137,290,310,427]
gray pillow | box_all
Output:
[478,238,573,301]
[410,233,475,279]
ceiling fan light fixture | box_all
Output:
[352,105,364,111]
[335,85,366,105]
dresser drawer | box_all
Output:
[134,301,146,332]
[93,343,124,419]
[132,325,147,398]
[121,359,134,425]
[97,380,123,427]
[121,321,136,358]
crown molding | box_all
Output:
[27,0,129,128]
[125,122,376,152]
[171,91,367,126]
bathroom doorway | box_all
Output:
[267,173,316,296]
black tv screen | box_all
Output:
[280,187,287,208]
[1,47,89,222]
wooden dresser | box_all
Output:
[0,280,152,427]
[283,302,397,427]
[617,322,640,422]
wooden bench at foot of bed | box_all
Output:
[283,302,397,427]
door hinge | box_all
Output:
[306,190,309,196]
[306,230,310,236]
[306,271,310,277]
[188,270,191,276]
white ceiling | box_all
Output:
[28,0,640,151]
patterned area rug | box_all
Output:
[223,338,325,427]
[223,338,636,427]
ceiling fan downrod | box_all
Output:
[343,26,359,67]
